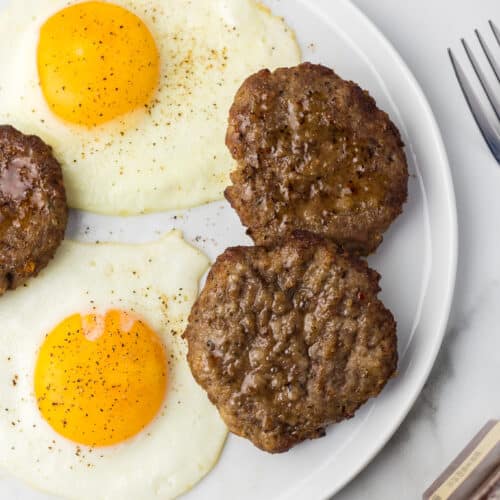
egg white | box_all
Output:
[0,0,301,215]
[0,231,227,500]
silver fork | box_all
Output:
[448,20,500,163]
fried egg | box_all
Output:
[0,0,301,215]
[0,231,227,499]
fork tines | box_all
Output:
[449,20,500,163]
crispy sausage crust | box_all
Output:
[0,125,67,294]
[184,234,397,453]
[225,63,409,255]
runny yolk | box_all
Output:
[34,309,167,447]
[37,1,160,127]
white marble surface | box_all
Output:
[336,1,500,498]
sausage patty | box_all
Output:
[0,125,68,295]
[225,63,408,255]
[184,233,397,453]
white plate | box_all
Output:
[0,0,457,499]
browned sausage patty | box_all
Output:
[225,63,409,255]
[184,233,397,453]
[0,125,67,295]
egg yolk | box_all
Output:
[34,309,167,447]
[37,2,160,127]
